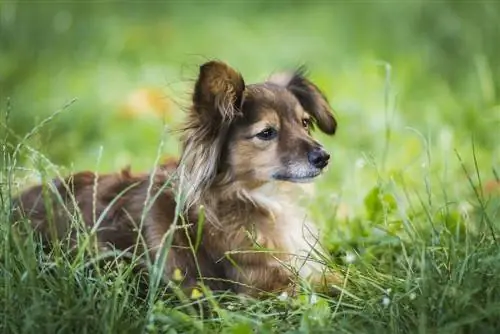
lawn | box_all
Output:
[1,1,500,333]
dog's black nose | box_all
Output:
[308,147,330,169]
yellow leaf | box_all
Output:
[190,288,203,300]
[172,268,183,282]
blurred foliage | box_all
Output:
[1,0,500,221]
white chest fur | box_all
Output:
[248,182,326,280]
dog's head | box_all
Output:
[179,61,337,204]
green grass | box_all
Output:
[2,1,500,333]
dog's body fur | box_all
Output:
[12,61,340,297]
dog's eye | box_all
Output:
[255,127,278,140]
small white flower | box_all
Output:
[385,288,392,295]
[409,292,416,300]
[310,293,318,305]
[382,296,390,307]
[355,158,366,169]
[278,291,288,301]
[345,251,356,264]
[458,201,472,219]
[439,127,453,151]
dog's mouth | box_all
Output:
[272,169,322,183]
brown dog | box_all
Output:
[12,61,340,297]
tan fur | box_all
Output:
[12,61,340,298]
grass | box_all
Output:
[2,1,500,333]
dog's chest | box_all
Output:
[249,183,323,278]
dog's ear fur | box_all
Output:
[192,61,245,123]
[179,61,246,213]
[268,67,337,135]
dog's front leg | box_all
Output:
[226,263,296,298]
[308,269,343,296]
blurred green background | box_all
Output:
[2,1,500,220]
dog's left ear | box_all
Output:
[268,68,337,135]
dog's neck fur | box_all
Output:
[183,175,325,280]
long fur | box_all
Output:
[12,60,341,298]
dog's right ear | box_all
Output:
[192,61,245,123]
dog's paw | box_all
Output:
[311,271,344,296]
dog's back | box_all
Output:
[11,161,179,250]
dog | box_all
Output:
[11,60,340,298]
